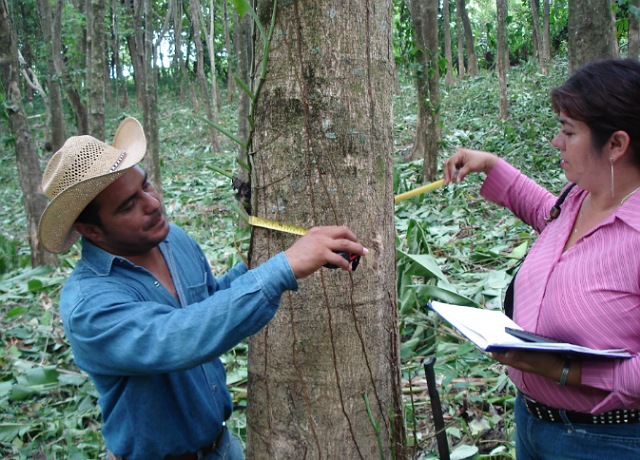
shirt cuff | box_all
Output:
[251,252,298,303]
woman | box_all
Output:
[443,59,640,459]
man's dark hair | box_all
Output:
[75,199,102,227]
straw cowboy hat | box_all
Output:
[38,117,147,253]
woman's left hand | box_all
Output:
[491,350,579,386]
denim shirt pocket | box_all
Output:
[186,271,210,303]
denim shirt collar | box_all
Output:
[79,232,172,277]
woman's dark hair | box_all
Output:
[551,58,640,166]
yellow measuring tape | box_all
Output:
[248,179,445,233]
[393,178,444,203]
[247,216,309,235]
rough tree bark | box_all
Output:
[86,0,106,139]
[405,0,441,182]
[247,1,405,459]
[0,0,58,266]
[568,0,618,73]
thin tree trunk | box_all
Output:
[188,0,220,150]
[457,0,478,76]
[497,0,508,119]
[86,0,106,139]
[405,0,440,181]
[223,0,234,103]
[53,0,88,134]
[36,0,66,152]
[247,1,405,458]
[456,10,465,77]
[530,0,547,74]
[629,0,640,59]
[542,0,551,66]
[0,0,58,266]
[443,0,454,86]
[140,0,162,195]
[234,8,252,216]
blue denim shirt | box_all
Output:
[59,224,297,459]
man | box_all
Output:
[38,117,367,460]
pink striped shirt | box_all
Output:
[481,159,640,413]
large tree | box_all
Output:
[568,0,617,72]
[246,1,405,458]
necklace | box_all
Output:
[573,184,640,234]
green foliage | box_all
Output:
[0,44,570,458]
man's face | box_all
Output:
[84,166,170,257]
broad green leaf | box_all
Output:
[397,250,447,282]
[410,284,479,308]
[0,423,31,442]
[451,444,479,460]
[231,0,251,17]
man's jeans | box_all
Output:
[515,392,640,460]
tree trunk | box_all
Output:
[568,0,617,73]
[125,0,146,107]
[0,0,58,266]
[443,0,455,86]
[112,0,130,108]
[235,8,252,216]
[86,0,106,139]
[188,0,220,150]
[530,0,547,74]
[405,0,440,181]
[456,9,465,77]
[223,0,234,103]
[53,0,88,134]
[140,0,162,195]
[496,0,508,119]
[629,0,640,59]
[247,1,405,459]
[456,0,478,76]
[542,0,551,66]
[36,0,66,153]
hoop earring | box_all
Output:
[610,156,615,197]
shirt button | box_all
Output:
[154,281,160,287]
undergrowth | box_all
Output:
[0,58,568,459]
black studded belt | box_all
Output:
[521,393,640,425]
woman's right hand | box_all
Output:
[443,148,499,185]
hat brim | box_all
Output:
[38,118,147,253]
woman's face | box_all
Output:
[552,111,608,191]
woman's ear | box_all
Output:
[608,130,632,162]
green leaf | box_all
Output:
[411,285,480,307]
[231,0,252,17]
[0,423,31,442]
[451,444,479,460]
[397,250,448,282]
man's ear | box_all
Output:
[73,222,104,244]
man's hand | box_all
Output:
[284,226,368,279]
